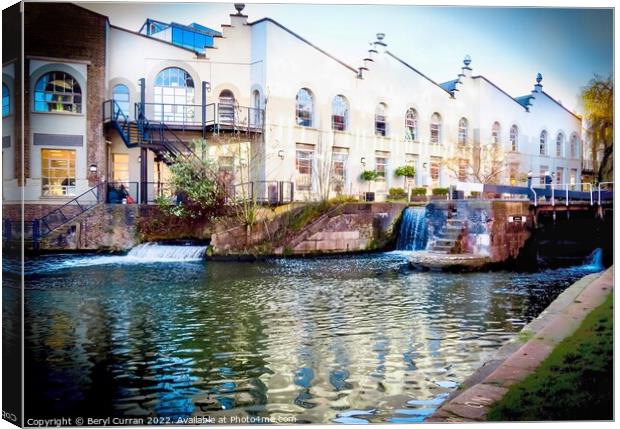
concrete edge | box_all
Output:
[427,266,614,422]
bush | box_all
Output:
[360,170,379,181]
[432,187,449,196]
[388,187,407,200]
[410,187,427,197]
[394,165,416,178]
[329,195,358,204]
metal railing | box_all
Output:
[598,182,614,205]
[230,181,294,205]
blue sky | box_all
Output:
[81,1,613,114]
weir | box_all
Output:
[127,243,207,261]
[396,207,429,251]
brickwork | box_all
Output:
[24,3,108,184]
[2,203,82,222]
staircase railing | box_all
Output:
[35,182,105,239]
[103,100,133,146]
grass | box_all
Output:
[487,292,613,421]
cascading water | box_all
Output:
[584,248,604,269]
[396,207,429,251]
[126,243,207,261]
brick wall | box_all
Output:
[2,203,84,222]
[24,3,108,184]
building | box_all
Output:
[2,2,586,220]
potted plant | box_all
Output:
[394,165,416,202]
[410,187,428,202]
[387,187,407,201]
[360,170,379,201]
[431,187,450,200]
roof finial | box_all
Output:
[463,54,472,67]
[376,33,385,41]
[234,3,245,15]
[536,72,543,84]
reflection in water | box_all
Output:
[18,252,601,423]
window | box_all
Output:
[491,121,501,145]
[556,132,564,157]
[218,90,236,125]
[41,149,76,196]
[154,67,195,123]
[509,163,519,185]
[509,125,518,152]
[331,95,349,131]
[218,156,234,174]
[295,88,314,127]
[331,149,348,188]
[295,144,314,191]
[2,83,9,117]
[34,71,82,113]
[458,117,468,146]
[458,158,468,181]
[375,103,388,136]
[251,90,261,127]
[112,84,130,117]
[405,108,418,140]
[556,167,563,185]
[570,168,578,188]
[375,153,388,178]
[539,165,548,185]
[570,134,579,158]
[430,113,442,144]
[112,153,129,183]
[539,130,547,156]
[430,157,441,186]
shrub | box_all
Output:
[432,187,449,196]
[388,187,407,200]
[394,165,416,178]
[329,195,358,204]
[360,170,379,181]
[410,187,427,197]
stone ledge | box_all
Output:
[429,267,613,422]
[408,251,493,272]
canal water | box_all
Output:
[6,251,603,423]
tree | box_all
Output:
[443,142,507,185]
[395,165,416,202]
[581,74,613,182]
[360,170,379,192]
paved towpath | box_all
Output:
[427,266,614,422]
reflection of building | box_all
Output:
[3,2,585,218]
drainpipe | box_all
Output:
[139,78,147,204]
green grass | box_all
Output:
[487,292,613,421]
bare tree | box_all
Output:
[443,141,507,185]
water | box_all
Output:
[10,252,602,423]
[396,207,428,251]
[585,248,604,270]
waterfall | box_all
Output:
[584,248,603,269]
[396,207,428,251]
[126,243,207,261]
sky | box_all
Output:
[79,1,613,114]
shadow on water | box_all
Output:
[15,250,604,423]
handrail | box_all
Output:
[529,185,537,207]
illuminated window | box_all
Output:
[112,84,130,116]
[405,108,418,140]
[458,117,468,146]
[430,113,442,144]
[295,88,314,127]
[539,130,547,156]
[34,71,82,113]
[41,149,76,196]
[332,95,349,131]
[375,103,388,136]
[509,125,518,152]
[154,67,195,123]
[112,153,129,183]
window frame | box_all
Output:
[33,71,82,114]
[153,67,196,123]
[295,147,314,191]
[112,84,130,117]
[539,130,548,156]
[405,108,418,141]
[569,134,579,158]
[41,148,77,197]
[458,117,468,146]
[331,95,349,132]
[509,125,519,152]
[2,83,9,117]
[430,113,442,144]
[375,103,388,137]
[295,88,314,128]
[556,132,564,157]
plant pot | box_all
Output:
[364,192,375,202]
[411,196,428,202]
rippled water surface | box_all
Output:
[7,252,602,423]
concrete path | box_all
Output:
[427,266,614,422]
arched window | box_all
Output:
[331,95,349,131]
[509,125,518,152]
[539,130,547,156]
[556,132,564,157]
[295,88,313,127]
[430,113,442,144]
[2,83,9,117]
[405,108,418,140]
[251,90,261,128]
[569,134,579,158]
[218,89,236,125]
[375,103,388,136]
[491,121,501,144]
[112,84,129,117]
[458,117,468,146]
[34,71,82,113]
[154,67,195,122]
